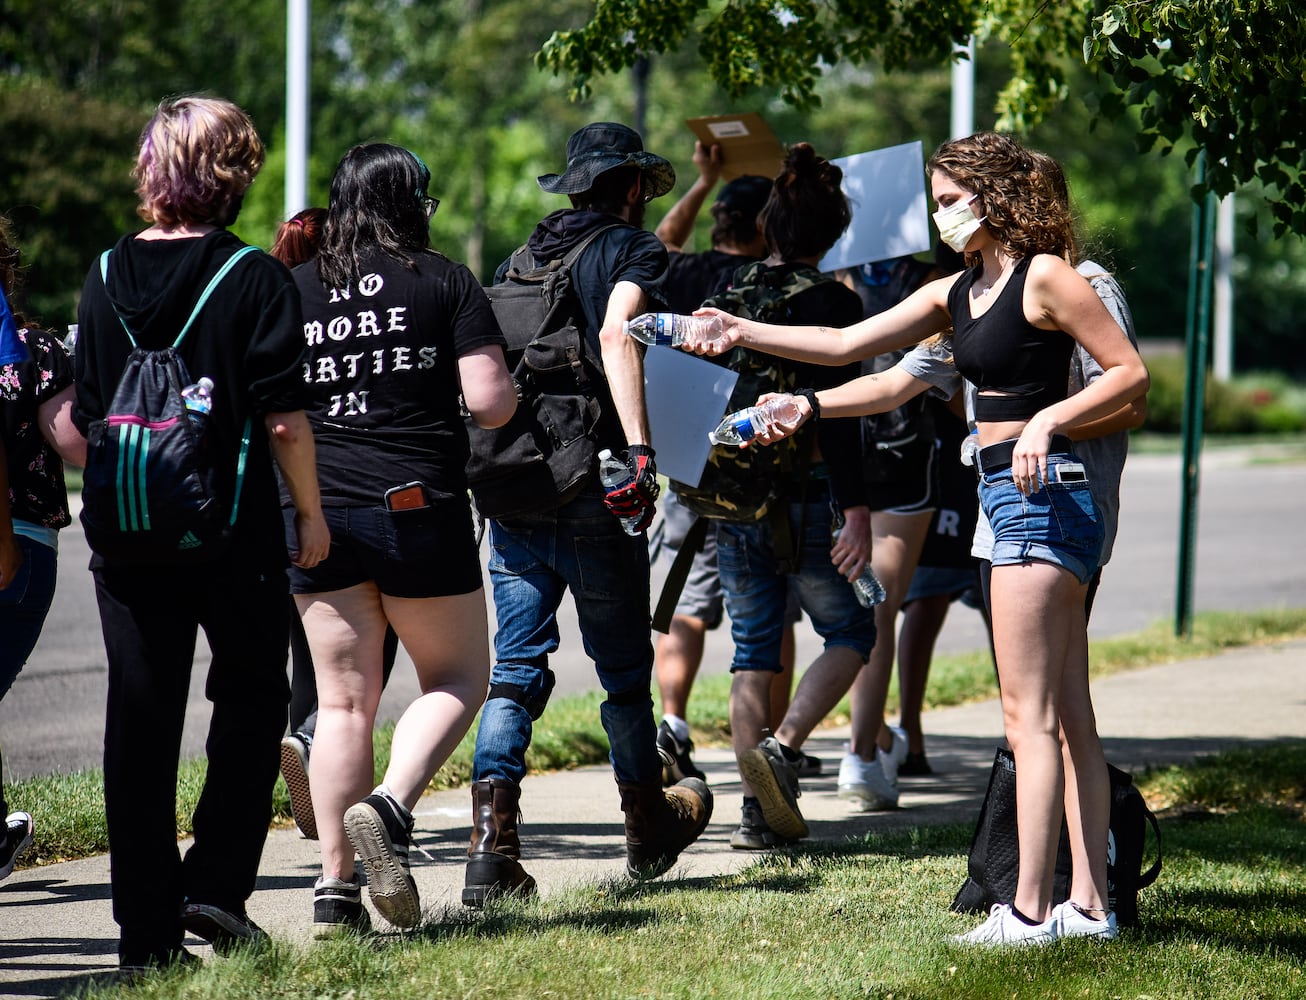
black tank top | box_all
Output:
[949,256,1074,422]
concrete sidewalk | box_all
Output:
[2,639,1303,998]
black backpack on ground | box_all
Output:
[951,747,1162,926]
[80,246,257,564]
[465,226,617,520]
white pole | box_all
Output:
[950,37,975,140]
[284,0,310,219]
[1212,194,1235,381]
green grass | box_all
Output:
[10,608,1306,869]
[70,741,1306,999]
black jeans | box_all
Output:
[94,556,290,961]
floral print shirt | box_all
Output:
[1,327,73,529]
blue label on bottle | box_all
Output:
[730,413,757,440]
[654,314,673,347]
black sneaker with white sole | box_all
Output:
[0,811,35,881]
[656,720,706,785]
[313,874,372,938]
[738,735,809,842]
[344,790,420,929]
[279,732,317,840]
[179,901,270,954]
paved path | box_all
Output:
[1,638,1302,998]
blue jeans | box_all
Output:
[474,490,660,785]
[981,454,1104,585]
[0,535,58,701]
[716,494,877,673]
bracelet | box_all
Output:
[795,388,821,420]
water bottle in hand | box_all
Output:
[181,376,215,432]
[709,395,802,447]
[831,524,887,608]
[598,448,642,536]
[624,312,725,349]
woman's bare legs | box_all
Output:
[847,510,933,761]
[1059,622,1111,913]
[989,560,1097,921]
[298,584,388,881]
[377,589,490,810]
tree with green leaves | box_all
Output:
[540,0,1306,228]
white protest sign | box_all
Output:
[819,140,931,272]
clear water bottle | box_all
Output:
[63,323,78,361]
[181,376,215,432]
[709,395,803,447]
[598,448,641,536]
[623,312,725,349]
[831,523,887,608]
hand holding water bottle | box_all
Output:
[623,312,727,351]
[830,508,885,607]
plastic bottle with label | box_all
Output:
[623,312,726,349]
[180,376,215,432]
[598,448,641,536]
[831,523,888,608]
[708,394,803,447]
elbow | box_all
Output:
[265,411,309,446]
[1126,394,1148,431]
[471,393,518,430]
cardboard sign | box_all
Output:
[818,140,932,272]
[685,113,786,182]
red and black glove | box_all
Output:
[603,444,660,533]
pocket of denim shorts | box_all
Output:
[1045,480,1102,549]
[375,503,440,563]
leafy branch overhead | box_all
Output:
[540,0,1306,230]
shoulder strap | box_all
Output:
[560,223,621,272]
[99,245,261,349]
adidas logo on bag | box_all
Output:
[177,531,203,550]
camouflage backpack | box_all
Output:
[669,261,833,522]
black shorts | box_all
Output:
[286,493,482,599]
[865,436,939,514]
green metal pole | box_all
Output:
[1175,153,1218,638]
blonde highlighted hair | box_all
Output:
[133,95,265,227]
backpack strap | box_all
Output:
[227,417,253,527]
[99,244,261,349]
[651,513,710,634]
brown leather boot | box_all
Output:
[619,777,714,880]
[462,778,537,908]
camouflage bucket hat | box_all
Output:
[538,122,675,200]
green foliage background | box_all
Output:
[1,0,1304,379]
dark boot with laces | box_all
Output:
[463,778,537,908]
[619,777,713,880]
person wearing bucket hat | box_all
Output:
[464,122,714,908]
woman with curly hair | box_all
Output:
[695,132,1149,945]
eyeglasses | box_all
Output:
[421,196,440,220]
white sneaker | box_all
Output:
[954,903,1056,946]
[837,751,898,811]
[878,726,910,786]
[1051,900,1118,940]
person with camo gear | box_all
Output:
[703,144,877,850]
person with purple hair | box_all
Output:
[73,95,329,973]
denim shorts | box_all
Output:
[980,454,1104,585]
[286,493,482,598]
[716,495,876,673]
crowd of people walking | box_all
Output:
[0,92,1146,972]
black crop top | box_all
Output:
[949,256,1074,422]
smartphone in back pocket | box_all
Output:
[384,482,428,511]
[1050,462,1087,484]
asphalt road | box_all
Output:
[2,443,1303,781]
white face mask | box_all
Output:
[932,195,985,253]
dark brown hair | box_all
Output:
[758,143,851,262]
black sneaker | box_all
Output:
[179,901,270,954]
[899,751,933,777]
[313,874,372,938]
[279,732,317,840]
[656,720,706,785]
[738,735,809,842]
[795,752,823,778]
[729,798,778,850]
[344,790,420,930]
[119,945,201,976]
[0,811,34,881]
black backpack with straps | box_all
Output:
[465,225,617,520]
[80,245,257,564]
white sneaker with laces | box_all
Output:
[836,751,898,810]
[953,903,1057,946]
[1051,900,1118,940]
[878,726,910,786]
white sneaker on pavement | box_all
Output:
[953,903,1057,947]
[837,751,899,810]
[1050,900,1118,940]
[878,725,910,786]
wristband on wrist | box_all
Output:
[795,388,821,420]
